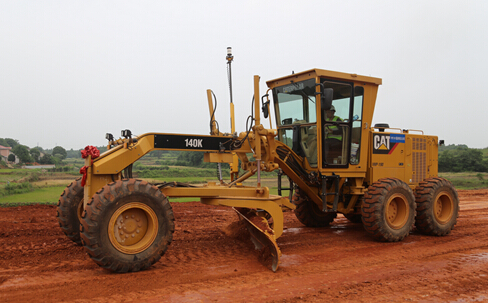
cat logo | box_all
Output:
[373,134,405,154]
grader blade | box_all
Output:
[233,207,281,272]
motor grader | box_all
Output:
[57,61,459,273]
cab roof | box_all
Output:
[266,68,382,87]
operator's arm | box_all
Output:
[325,116,343,135]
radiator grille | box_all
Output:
[412,138,427,183]
[413,137,426,151]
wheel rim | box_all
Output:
[433,191,454,224]
[385,194,409,229]
[108,202,159,254]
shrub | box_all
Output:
[1,182,33,197]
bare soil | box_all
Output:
[0,189,487,302]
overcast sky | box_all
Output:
[1,1,487,150]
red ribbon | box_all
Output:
[80,146,100,187]
[81,145,100,159]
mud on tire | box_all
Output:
[362,178,416,242]
[292,188,336,227]
[57,178,84,245]
[80,179,175,273]
[415,177,459,236]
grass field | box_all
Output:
[439,172,488,190]
[0,186,66,206]
[0,166,485,206]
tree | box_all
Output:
[438,146,488,172]
[39,154,54,164]
[30,147,41,162]
[177,151,204,166]
[12,145,32,164]
[438,144,468,152]
[52,154,63,165]
[0,138,9,147]
[52,146,67,160]
[456,148,482,172]
[438,150,454,172]
[66,148,82,158]
[5,138,19,149]
[7,154,15,162]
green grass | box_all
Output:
[0,166,485,206]
[0,169,29,184]
[0,184,200,205]
[63,158,84,166]
[0,186,66,206]
[439,172,488,189]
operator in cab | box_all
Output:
[324,105,343,164]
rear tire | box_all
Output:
[415,177,459,236]
[57,178,84,245]
[362,178,415,242]
[80,179,175,273]
[292,189,336,227]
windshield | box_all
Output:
[273,79,317,127]
[273,79,318,166]
[272,78,360,168]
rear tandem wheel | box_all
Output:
[415,177,459,236]
[80,178,175,273]
[361,178,416,242]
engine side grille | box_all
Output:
[412,137,427,183]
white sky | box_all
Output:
[1,1,487,150]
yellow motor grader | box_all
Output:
[57,57,459,273]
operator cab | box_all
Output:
[271,73,364,169]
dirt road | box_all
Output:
[1,189,487,302]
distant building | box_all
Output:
[0,145,17,163]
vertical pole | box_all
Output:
[207,89,217,135]
[254,75,261,129]
[228,63,235,134]
[227,47,239,181]
[254,75,262,189]
[227,47,235,134]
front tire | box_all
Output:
[362,178,415,242]
[292,188,336,227]
[80,179,175,273]
[415,177,459,236]
[57,178,84,245]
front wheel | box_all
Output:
[362,178,416,242]
[80,179,175,273]
[57,178,84,245]
[415,177,459,236]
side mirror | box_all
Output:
[261,94,270,119]
[321,88,333,111]
[261,103,269,119]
